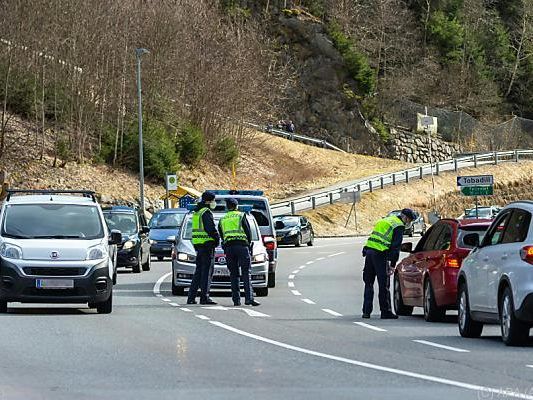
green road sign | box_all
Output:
[460,186,493,196]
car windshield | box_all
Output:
[464,208,494,219]
[457,227,489,248]
[103,212,138,235]
[274,216,299,227]
[149,212,185,229]
[183,215,259,241]
[2,204,104,239]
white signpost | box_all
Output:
[164,174,178,208]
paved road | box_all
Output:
[1,238,532,400]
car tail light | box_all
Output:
[262,236,276,251]
[520,246,533,265]
[445,255,461,268]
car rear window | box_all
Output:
[103,212,138,235]
[214,199,271,227]
[149,212,185,229]
[457,226,489,248]
[2,204,104,240]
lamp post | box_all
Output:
[135,48,149,213]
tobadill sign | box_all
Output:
[456,175,494,187]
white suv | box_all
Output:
[458,201,533,345]
[0,190,121,314]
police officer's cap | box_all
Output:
[401,208,417,221]
[225,198,238,207]
[201,191,216,202]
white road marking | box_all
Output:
[202,305,229,311]
[526,365,533,369]
[413,340,470,353]
[155,294,163,298]
[292,270,300,274]
[299,265,307,270]
[354,322,388,332]
[162,298,171,302]
[328,252,346,258]
[288,274,295,279]
[291,290,302,296]
[237,308,270,317]
[196,315,210,320]
[180,308,193,312]
[322,309,343,317]
[209,321,533,400]
[288,282,295,288]
[306,261,314,265]
[302,299,316,305]
[169,303,180,307]
[154,272,172,295]
[316,257,325,261]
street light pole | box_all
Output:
[135,48,149,213]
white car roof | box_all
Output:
[5,195,97,205]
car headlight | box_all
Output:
[0,243,22,259]
[122,240,136,250]
[252,253,266,263]
[177,253,196,262]
[289,228,299,236]
[87,244,107,260]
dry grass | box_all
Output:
[303,161,533,236]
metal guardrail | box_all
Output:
[270,149,533,216]
[247,123,345,153]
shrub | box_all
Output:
[213,136,239,167]
[371,118,389,142]
[177,122,205,165]
[428,11,464,63]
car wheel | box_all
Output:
[171,280,185,296]
[393,274,413,316]
[458,283,483,338]
[421,225,426,236]
[142,252,151,271]
[500,287,529,346]
[295,234,302,247]
[255,287,268,297]
[0,301,7,313]
[423,279,446,322]
[268,272,276,288]
[96,292,113,314]
[132,251,142,273]
[157,256,164,261]
[307,232,314,246]
[112,271,117,285]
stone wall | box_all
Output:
[385,128,462,163]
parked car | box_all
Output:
[206,190,277,288]
[274,215,314,247]
[458,201,533,346]
[394,218,491,321]
[386,209,426,236]
[102,206,151,273]
[148,208,187,260]
[171,209,269,297]
[459,206,501,220]
[0,190,121,314]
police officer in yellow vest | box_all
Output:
[187,191,220,305]
[218,198,260,306]
[362,208,416,319]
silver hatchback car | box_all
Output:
[458,201,533,345]
[171,211,269,297]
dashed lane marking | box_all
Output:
[292,270,300,274]
[413,340,470,353]
[209,321,532,400]
[299,266,307,270]
[291,290,302,296]
[306,261,314,265]
[328,252,346,258]
[316,257,325,261]
[288,282,295,288]
[162,298,171,302]
[302,299,316,305]
[169,303,180,307]
[354,322,388,332]
[196,315,210,321]
[180,308,193,312]
[288,274,295,279]
[527,365,533,369]
[322,309,343,317]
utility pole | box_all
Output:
[135,48,149,213]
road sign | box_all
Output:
[421,116,433,127]
[166,174,178,191]
[460,186,494,196]
[339,191,361,204]
[457,175,493,187]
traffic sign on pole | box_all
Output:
[457,175,494,187]
[460,186,493,196]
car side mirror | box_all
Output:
[274,221,285,230]
[166,235,176,243]
[401,242,413,253]
[109,230,122,245]
[141,226,150,234]
[463,233,480,248]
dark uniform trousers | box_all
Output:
[225,244,254,304]
[188,245,215,302]
[362,248,392,314]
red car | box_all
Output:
[394,219,491,321]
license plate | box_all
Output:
[214,267,230,276]
[276,237,282,241]
[162,247,171,251]
[36,279,74,289]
